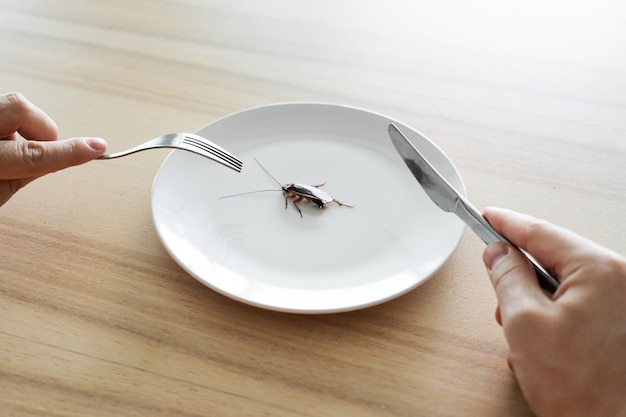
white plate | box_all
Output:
[151,103,466,313]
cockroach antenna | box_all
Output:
[253,157,283,187]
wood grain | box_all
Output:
[1,0,624,415]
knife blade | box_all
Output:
[387,123,559,293]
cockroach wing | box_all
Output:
[288,184,333,208]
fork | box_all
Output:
[98,132,243,172]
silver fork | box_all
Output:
[98,132,243,172]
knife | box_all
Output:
[387,123,560,293]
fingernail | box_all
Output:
[83,137,107,151]
[484,242,510,270]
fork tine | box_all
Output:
[182,134,243,172]
[183,135,242,171]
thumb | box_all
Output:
[0,137,107,179]
[483,242,549,324]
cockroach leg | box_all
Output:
[284,192,304,217]
[284,191,294,208]
[293,196,305,217]
[332,199,355,208]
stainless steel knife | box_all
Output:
[388,123,559,293]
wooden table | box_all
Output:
[1,1,625,415]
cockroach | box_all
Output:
[220,157,354,217]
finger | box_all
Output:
[0,178,36,207]
[483,207,605,280]
[483,242,550,323]
[0,137,107,179]
[0,92,58,141]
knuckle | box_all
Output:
[525,217,552,240]
[0,93,31,138]
[569,252,626,289]
[5,92,26,105]
[20,140,48,169]
[2,92,28,112]
[605,255,626,277]
[490,260,525,291]
[597,255,626,290]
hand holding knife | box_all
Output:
[387,123,560,294]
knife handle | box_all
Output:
[456,197,560,294]
[528,255,560,293]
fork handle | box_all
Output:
[97,139,168,159]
